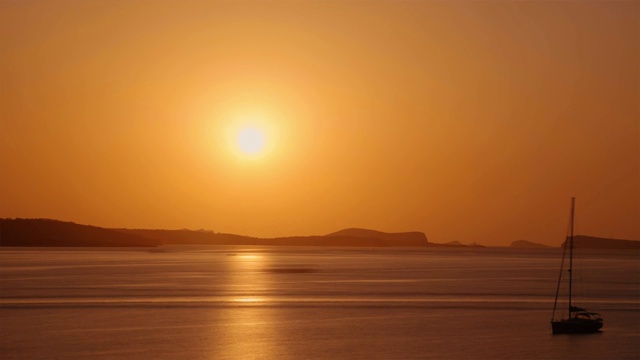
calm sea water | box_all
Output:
[0,246,638,360]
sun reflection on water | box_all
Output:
[211,251,284,359]
[236,254,262,260]
[233,297,263,303]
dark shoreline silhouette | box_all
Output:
[510,240,552,249]
[561,235,640,250]
[0,218,155,247]
[1,219,429,248]
[1,218,638,249]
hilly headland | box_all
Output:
[1,219,428,248]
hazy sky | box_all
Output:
[1,1,638,246]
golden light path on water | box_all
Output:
[215,252,279,360]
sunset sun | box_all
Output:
[236,126,266,155]
[226,117,277,160]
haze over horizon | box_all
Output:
[1,1,638,246]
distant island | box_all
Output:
[2,218,638,250]
[0,218,156,247]
[118,226,429,247]
[561,235,640,250]
[509,236,640,250]
[1,219,429,248]
[442,240,485,248]
[444,240,463,246]
[510,240,552,249]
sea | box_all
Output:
[0,246,638,360]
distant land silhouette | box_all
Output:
[117,226,429,247]
[2,219,638,249]
[510,240,552,249]
[468,242,485,248]
[0,218,156,247]
[325,228,428,246]
[1,219,428,247]
[561,235,640,250]
[444,240,463,246]
[442,240,485,248]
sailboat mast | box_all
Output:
[568,197,575,315]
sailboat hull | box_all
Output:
[551,319,603,334]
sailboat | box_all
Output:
[551,197,603,334]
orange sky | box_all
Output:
[1,1,638,246]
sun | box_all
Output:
[225,116,277,160]
[222,113,280,161]
[236,126,266,155]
